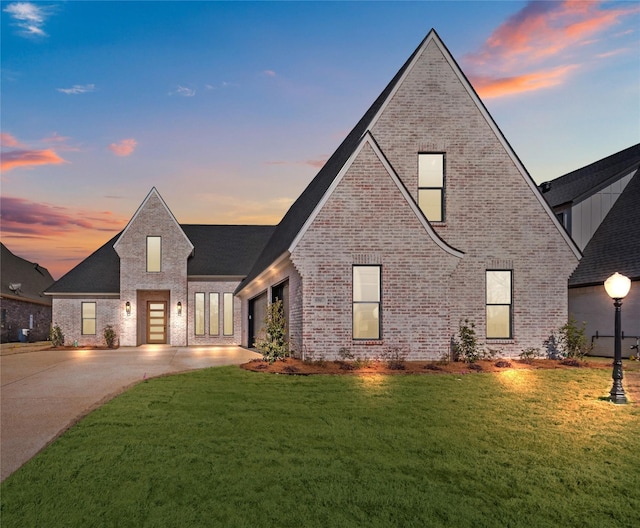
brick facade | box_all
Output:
[114,190,193,346]
[1,297,51,343]
[51,297,120,347]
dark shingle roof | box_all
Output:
[46,226,275,295]
[182,225,275,276]
[569,171,640,287]
[542,143,640,208]
[1,243,55,304]
[236,31,434,294]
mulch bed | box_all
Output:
[240,357,613,376]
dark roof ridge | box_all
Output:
[542,143,640,208]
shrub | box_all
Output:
[558,317,592,359]
[49,324,64,348]
[453,319,481,363]
[103,325,117,348]
[385,346,408,370]
[519,347,541,364]
[254,300,289,364]
[543,332,562,360]
[494,360,512,368]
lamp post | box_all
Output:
[604,272,631,404]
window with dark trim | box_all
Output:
[81,302,96,335]
[418,153,445,222]
[486,270,512,339]
[195,293,205,336]
[209,293,219,336]
[353,265,381,340]
[223,293,234,336]
[147,236,161,272]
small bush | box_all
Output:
[337,347,355,361]
[560,358,582,367]
[49,324,64,348]
[423,363,443,371]
[103,325,117,348]
[385,346,408,370]
[453,319,481,363]
[558,317,592,359]
[494,360,512,368]
[254,300,289,364]
[519,347,541,364]
[303,348,327,368]
[468,363,483,372]
[352,356,372,369]
[543,332,562,360]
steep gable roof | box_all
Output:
[288,132,464,259]
[541,143,640,209]
[569,171,640,287]
[114,187,194,254]
[1,243,55,304]
[237,29,579,293]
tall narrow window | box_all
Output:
[209,293,219,335]
[418,153,445,222]
[81,302,96,335]
[353,266,381,340]
[147,236,161,272]
[486,271,512,338]
[195,293,205,336]
[223,293,234,336]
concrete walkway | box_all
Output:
[1,345,260,482]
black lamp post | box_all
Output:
[604,272,631,404]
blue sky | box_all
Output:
[2,1,639,278]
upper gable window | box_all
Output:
[353,265,381,340]
[418,153,445,222]
[147,236,161,272]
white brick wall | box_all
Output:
[52,297,120,347]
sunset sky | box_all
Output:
[2,1,639,279]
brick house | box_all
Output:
[46,30,580,357]
[1,243,55,343]
[541,144,640,357]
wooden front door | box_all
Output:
[147,301,167,344]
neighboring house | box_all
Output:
[1,243,55,343]
[46,30,580,358]
[541,144,640,357]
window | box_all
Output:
[147,236,161,272]
[195,293,205,336]
[82,302,96,335]
[223,293,234,336]
[418,153,445,222]
[353,266,381,340]
[209,293,219,335]
[486,271,512,338]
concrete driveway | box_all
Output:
[0,345,259,482]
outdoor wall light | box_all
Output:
[604,272,631,404]
[177,302,182,316]
[125,301,131,316]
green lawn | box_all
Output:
[2,366,639,527]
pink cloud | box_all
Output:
[1,148,67,171]
[0,133,24,148]
[471,64,578,99]
[0,195,125,236]
[263,70,276,77]
[108,138,137,156]
[464,0,639,98]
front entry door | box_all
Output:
[147,301,167,344]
